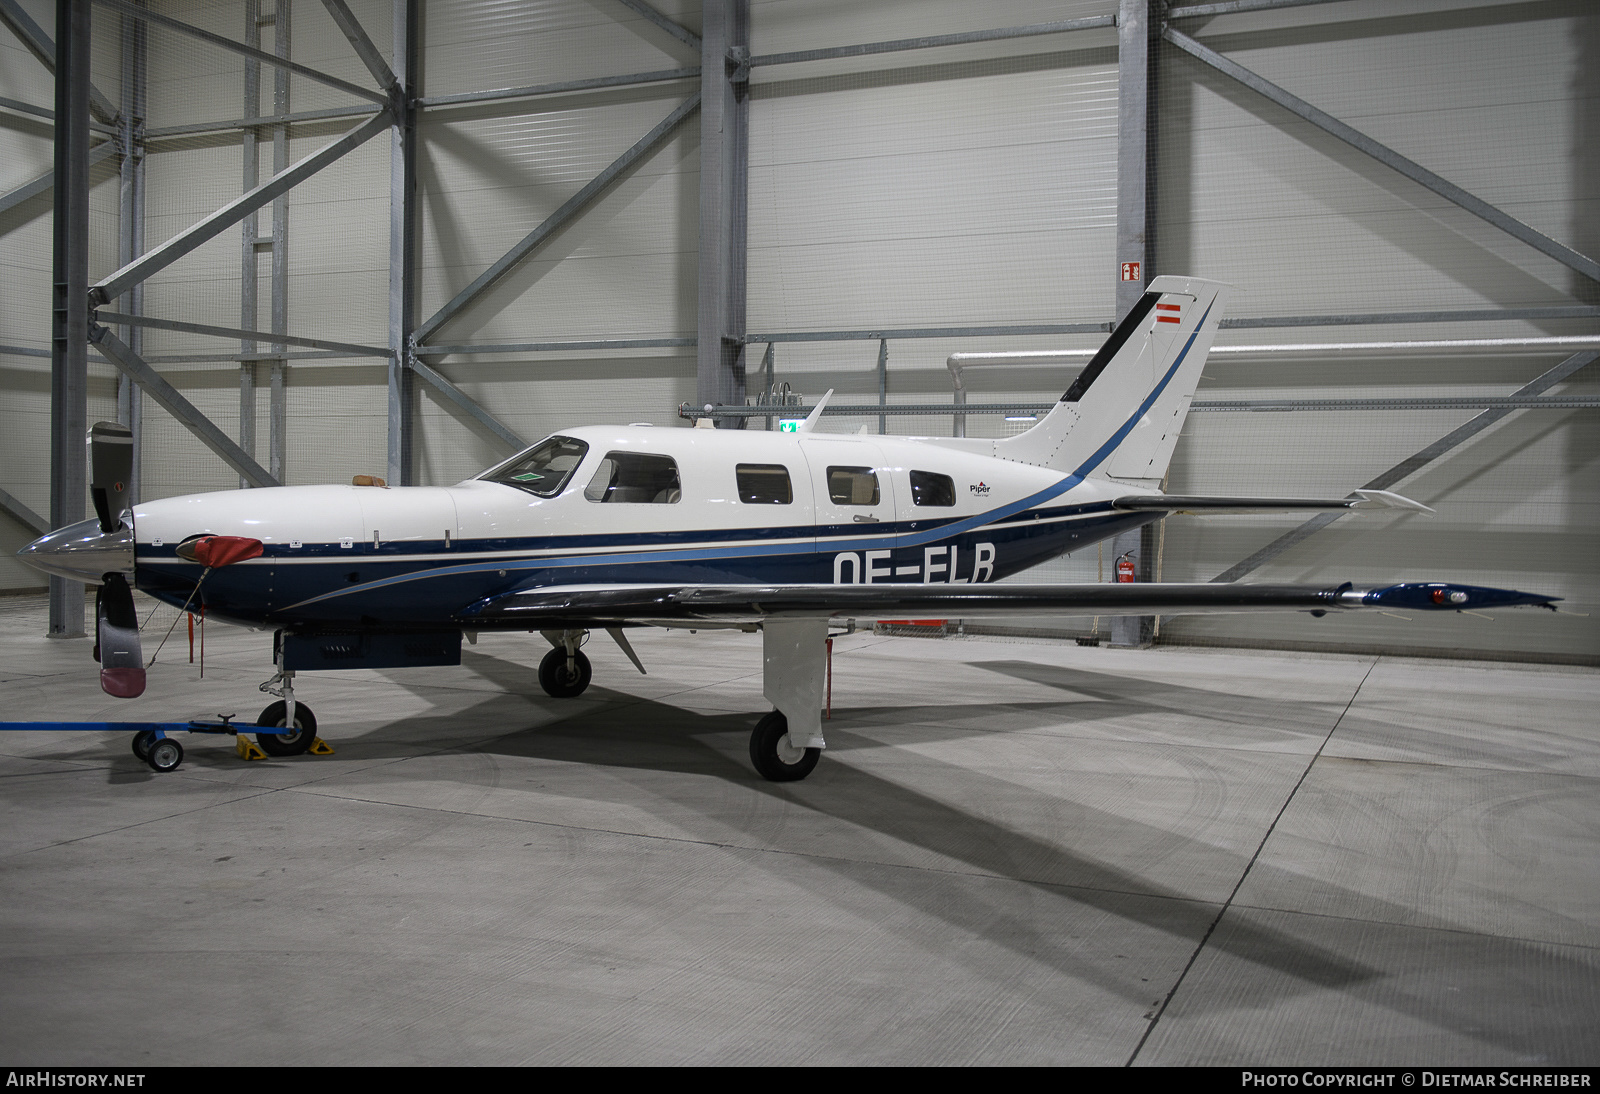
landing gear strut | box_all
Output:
[538,629,592,697]
[258,637,318,755]
[751,619,830,782]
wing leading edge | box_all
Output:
[460,580,1558,626]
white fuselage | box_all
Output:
[128,425,1152,629]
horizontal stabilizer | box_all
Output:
[1113,489,1434,516]
[1347,489,1435,514]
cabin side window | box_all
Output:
[482,436,589,497]
[737,464,793,504]
[826,466,879,506]
[584,452,681,504]
[909,470,956,507]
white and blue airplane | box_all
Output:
[19,276,1557,778]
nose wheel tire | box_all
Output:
[255,700,319,757]
[146,737,184,773]
[538,647,592,698]
[749,711,820,782]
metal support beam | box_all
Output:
[1209,350,1599,585]
[748,321,1111,343]
[876,339,887,434]
[89,326,280,489]
[424,337,694,355]
[0,94,55,122]
[1115,0,1153,322]
[691,396,1600,421]
[1224,306,1600,329]
[418,68,698,110]
[91,0,388,105]
[408,358,526,450]
[610,0,701,53]
[0,140,116,219]
[0,0,118,123]
[240,0,263,489]
[1164,26,1600,284]
[92,109,390,306]
[414,93,700,346]
[319,0,397,92]
[268,0,292,486]
[0,486,48,535]
[697,1,749,422]
[116,1,146,507]
[1113,0,1157,646]
[144,103,380,140]
[95,311,389,357]
[389,0,418,486]
[49,0,93,636]
[1169,0,1350,18]
[748,15,1117,67]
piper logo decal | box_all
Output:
[969,481,990,496]
[833,543,995,584]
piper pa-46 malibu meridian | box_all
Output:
[21,276,1557,779]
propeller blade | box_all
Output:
[89,421,134,535]
[95,573,145,698]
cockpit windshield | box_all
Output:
[480,436,589,497]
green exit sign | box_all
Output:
[778,419,804,432]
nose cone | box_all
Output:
[17,517,135,584]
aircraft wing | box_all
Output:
[460,580,1557,627]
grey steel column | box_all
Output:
[1110,0,1156,648]
[268,0,291,484]
[49,0,92,638]
[116,1,144,505]
[1114,0,1152,323]
[696,0,750,422]
[240,0,263,488]
[388,0,417,485]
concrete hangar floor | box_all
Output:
[0,591,1595,1067]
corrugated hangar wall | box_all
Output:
[0,0,1594,661]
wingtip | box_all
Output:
[1362,582,1560,612]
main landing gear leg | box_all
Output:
[538,629,592,698]
[751,619,828,782]
[257,636,318,757]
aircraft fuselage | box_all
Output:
[130,425,1155,631]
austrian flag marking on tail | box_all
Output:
[1156,302,1182,324]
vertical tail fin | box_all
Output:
[995,276,1229,483]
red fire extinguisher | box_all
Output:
[1115,552,1137,583]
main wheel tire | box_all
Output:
[255,700,319,757]
[131,729,156,761]
[146,736,184,773]
[538,647,592,698]
[749,710,820,782]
